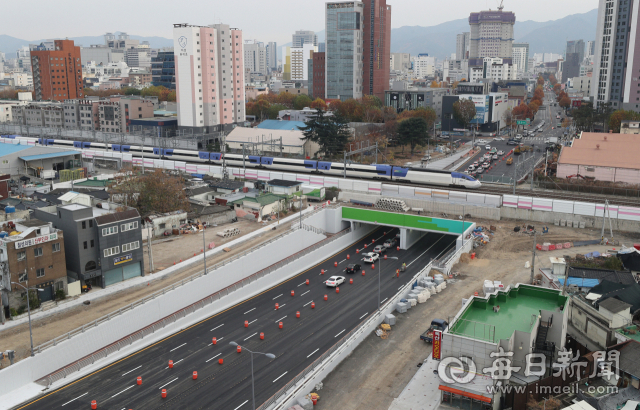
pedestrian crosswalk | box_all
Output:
[521,137,547,142]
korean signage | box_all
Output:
[14,233,58,250]
[432,330,442,360]
[114,254,132,266]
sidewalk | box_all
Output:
[426,147,474,170]
[0,208,313,333]
[388,354,441,410]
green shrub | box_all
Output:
[55,289,66,300]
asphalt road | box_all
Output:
[454,93,570,182]
[15,228,456,410]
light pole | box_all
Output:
[202,223,207,275]
[229,342,276,410]
[378,255,398,311]
[11,282,44,357]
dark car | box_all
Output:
[507,140,518,145]
[345,264,361,274]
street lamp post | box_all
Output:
[11,282,44,357]
[228,342,276,410]
[378,256,398,311]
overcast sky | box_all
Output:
[4,0,598,45]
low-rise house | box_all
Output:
[266,179,302,196]
[187,203,236,225]
[145,210,188,237]
[227,193,286,222]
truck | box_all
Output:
[420,319,449,343]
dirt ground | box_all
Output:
[314,218,639,410]
[0,218,291,366]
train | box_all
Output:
[0,134,481,189]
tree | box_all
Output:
[398,106,437,129]
[310,98,328,110]
[267,103,287,119]
[135,169,190,217]
[537,76,544,86]
[608,109,640,132]
[572,102,596,132]
[293,94,312,110]
[529,101,540,116]
[123,87,141,96]
[557,90,568,102]
[559,96,571,109]
[513,102,533,122]
[167,91,176,102]
[452,99,477,130]
[397,117,429,155]
[299,109,351,158]
[553,84,561,94]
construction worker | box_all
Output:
[395,269,400,278]
[402,262,407,272]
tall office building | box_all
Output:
[325,1,365,100]
[292,30,318,48]
[244,40,267,75]
[592,0,640,111]
[390,53,411,71]
[512,43,529,73]
[29,40,83,101]
[173,23,245,130]
[468,9,516,66]
[151,50,176,89]
[362,0,391,100]
[456,32,470,60]
[413,54,436,78]
[566,40,585,62]
[266,41,278,72]
[586,40,596,57]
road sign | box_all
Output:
[517,120,526,125]
[526,118,531,125]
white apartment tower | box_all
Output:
[244,40,267,75]
[456,32,470,60]
[512,43,529,73]
[173,23,246,130]
[469,9,516,65]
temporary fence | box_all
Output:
[37,227,352,387]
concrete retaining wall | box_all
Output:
[0,228,327,398]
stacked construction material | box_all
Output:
[375,198,410,212]
[483,280,495,295]
[433,274,445,285]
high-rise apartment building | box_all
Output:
[311,52,326,99]
[362,0,391,100]
[566,40,585,63]
[292,31,318,48]
[173,23,245,130]
[469,9,516,67]
[30,40,83,101]
[390,53,411,71]
[586,40,596,57]
[413,54,436,78]
[266,42,278,72]
[325,1,365,100]
[592,0,640,111]
[456,32,470,60]
[244,40,267,75]
[283,44,316,81]
[512,43,529,73]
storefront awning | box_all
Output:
[439,385,492,403]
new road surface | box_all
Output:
[14,228,456,410]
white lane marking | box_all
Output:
[307,348,319,358]
[275,316,287,323]
[339,259,346,264]
[244,307,256,315]
[61,392,88,406]
[303,301,313,307]
[381,298,388,304]
[111,385,135,398]
[121,365,142,376]
[211,324,224,331]
[170,343,186,352]
[407,235,445,268]
[273,371,288,383]
[206,353,222,363]
[158,377,179,389]
[278,304,286,309]
[297,282,305,287]
[335,329,346,338]
[300,290,310,297]
[234,400,249,410]
[273,294,282,300]
[359,312,368,320]
[248,319,258,325]
[164,359,184,369]
[244,332,257,341]
[398,285,403,290]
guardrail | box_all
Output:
[257,260,434,410]
[38,226,351,387]
[33,222,321,354]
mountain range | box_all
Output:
[0,10,597,60]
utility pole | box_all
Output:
[242,144,246,175]
[530,231,536,284]
[147,225,154,273]
[562,262,569,296]
[513,157,517,195]
[530,155,535,192]
[203,223,208,275]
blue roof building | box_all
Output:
[256,120,306,131]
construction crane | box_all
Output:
[498,0,504,11]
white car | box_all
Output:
[497,150,504,156]
[494,137,504,141]
[485,145,491,150]
[325,276,345,287]
[362,252,379,263]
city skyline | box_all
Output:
[1,0,598,47]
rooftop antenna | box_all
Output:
[498,0,504,11]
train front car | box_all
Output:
[450,171,481,189]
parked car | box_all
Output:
[384,238,397,248]
[420,319,449,343]
[362,252,379,263]
[325,276,345,287]
[373,244,386,254]
[507,140,518,145]
[482,162,490,169]
[345,264,361,274]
